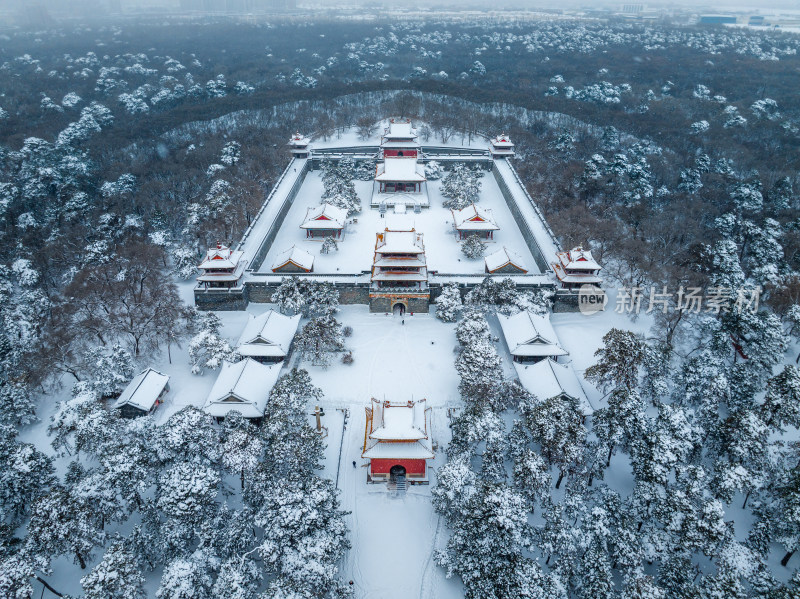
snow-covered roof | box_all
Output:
[557,246,602,272]
[236,310,301,358]
[451,204,499,231]
[362,440,434,460]
[198,244,244,270]
[375,229,425,255]
[362,398,434,459]
[369,399,428,440]
[300,204,347,229]
[197,260,246,283]
[112,368,169,412]
[484,247,527,274]
[375,158,426,183]
[289,132,310,147]
[371,271,428,282]
[271,245,314,272]
[497,311,568,358]
[551,262,603,284]
[490,134,515,148]
[203,358,281,419]
[381,141,420,149]
[514,359,601,415]
[383,120,417,141]
[371,190,430,208]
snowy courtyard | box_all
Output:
[257,170,541,276]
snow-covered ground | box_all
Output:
[257,171,540,275]
[309,119,492,151]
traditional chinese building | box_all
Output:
[300,203,347,238]
[369,227,430,313]
[489,134,515,158]
[288,132,311,158]
[271,245,314,273]
[236,310,301,363]
[514,358,600,416]
[380,119,419,158]
[197,243,246,289]
[203,358,281,422]
[451,204,499,240]
[373,120,427,210]
[498,310,568,363]
[374,158,427,194]
[484,246,528,274]
[551,246,602,289]
[112,368,170,418]
[362,398,434,485]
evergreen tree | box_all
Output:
[294,315,345,368]
[460,234,486,258]
[520,394,586,489]
[586,328,647,392]
[25,483,105,569]
[761,365,800,431]
[156,556,214,599]
[435,282,463,322]
[81,540,146,599]
[188,311,236,375]
[441,163,482,209]
[221,411,263,489]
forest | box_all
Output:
[1,11,800,599]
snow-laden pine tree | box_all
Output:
[255,475,350,597]
[294,315,345,368]
[25,482,105,569]
[435,282,462,322]
[188,311,236,374]
[0,427,55,527]
[321,235,338,254]
[157,461,220,526]
[460,234,486,259]
[455,337,503,403]
[157,556,214,599]
[81,540,146,599]
[441,163,482,210]
[455,308,490,347]
[519,393,586,489]
[221,411,263,489]
[85,343,135,398]
[585,328,647,392]
[211,558,260,599]
[425,160,444,180]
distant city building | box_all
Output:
[179,0,295,12]
[699,15,737,25]
[622,4,643,14]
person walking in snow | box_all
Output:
[352,460,356,468]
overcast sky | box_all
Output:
[2,0,799,11]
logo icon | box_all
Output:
[578,284,607,316]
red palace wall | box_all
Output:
[383,149,418,158]
[370,458,427,476]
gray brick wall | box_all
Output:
[491,162,549,273]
